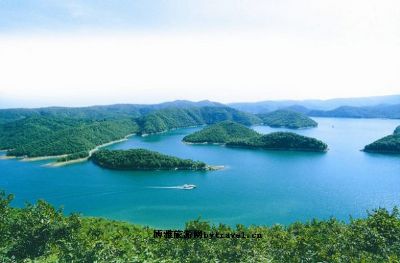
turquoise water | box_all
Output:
[0,118,399,228]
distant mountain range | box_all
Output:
[308,104,400,119]
[1,95,400,124]
[228,95,400,119]
[228,94,400,113]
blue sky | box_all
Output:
[0,0,279,32]
[0,1,170,32]
[0,0,399,107]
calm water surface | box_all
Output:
[0,118,399,228]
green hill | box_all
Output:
[4,118,139,158]
[364,126,400,154]
[183,121,260,143]
[257,110,317,129]
[137,107,261,135]
[227,132,328,152]
[91,149,208,170]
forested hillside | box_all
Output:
[227,132,328,152]
[0,116,89,150]
[364,126,400,154]
[91,149,207,170]
[0,100,224,124]
[137,106,261,134]
[0,103,261,159]
[183,121,260,143]
[1,191,400,262]
[3,118,139,158]
[257,110,318,129]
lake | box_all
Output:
[0,117,399,229]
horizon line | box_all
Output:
[1,93,399,110]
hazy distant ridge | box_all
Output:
[228,95,400,113]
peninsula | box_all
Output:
[91,149,216,170]
[363,126,400,154]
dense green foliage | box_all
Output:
[91,149,207,170]
[0,104,261,158]
[395,126,400,135]
[364,126,400,153]
[1,191,400,262]
[0,105,145,124]
[183,121,260,143]
[257,110,317,129]
[184,122,327,152]
[137,107,261,134]
[3,118,138,157]
[56,151,90,162]
[227,132,328,152]
[0,116,88,150]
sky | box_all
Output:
[0,0,399,108]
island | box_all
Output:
[183,121,328,152]
[226,132,328,152]
[363,126,400,154]
[182,121,259,144]
[90,148,218,170]
[257,110,318,129]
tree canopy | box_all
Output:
[227,132,328,152]
[91,149,208,170]
[1,191,400,262]
[183,121,260,143]
[257,110,318,129]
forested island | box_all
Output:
[257,110,318,129]
[91,149,213,170]
[363,126,400,154]
[184,122,328,152]
[183,121,259,143]
[1,191,400,262]
[227,132,328,152]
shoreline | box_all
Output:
[183,141,225,145]
[46,133,136,167]
[0,155,17,160]
[361,149,400,155]
[184,141,328,153]
[22,154,68,161]
[46,157,90,167]
[88,164,224,171]
[226,144,328,153]
[206,165,224,171]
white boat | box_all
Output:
[181,184,196,190]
